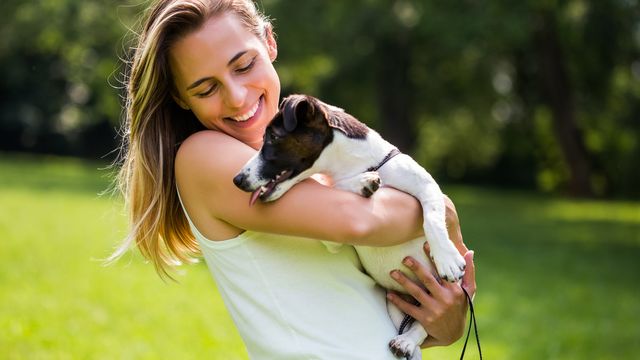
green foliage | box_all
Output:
[266,0,640,196]
[1,154,638,359]
[0,0,638,196]
[0,0,140,157]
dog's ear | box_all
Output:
[281,95,317,132]
[281,96,300,132]
[325,106,369,139]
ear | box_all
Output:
[171,92,190,110]
[264,23,278,62]
[281,96,301,132]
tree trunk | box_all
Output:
[533,11,593,196]
[376,35,414,153]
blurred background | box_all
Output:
[1,0,638,359]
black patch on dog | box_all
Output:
[257,95,335,180]
[256,94,370,183]
[282,94,369,139]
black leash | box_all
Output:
[460,287,482,360]
[397,298,419,360]
[396,288,482,360]
[398,313,415,335]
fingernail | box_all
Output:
[390,270,400,279]
[386,293,395,301]
[402,257,413,267]
[470,250,475,259]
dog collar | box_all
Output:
[367,148,401,172]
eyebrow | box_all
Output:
[185,50,249,91]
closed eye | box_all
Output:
[196,83,219,98]
[193,56,256,98]
[236,57,256,74]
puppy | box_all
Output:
[233,94,466,360]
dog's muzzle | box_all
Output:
[233,172,251,192]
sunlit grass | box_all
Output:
[1,153,638,359]
[0,154,247,359]
[432,186,640,359]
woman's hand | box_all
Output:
[386,196,477,347]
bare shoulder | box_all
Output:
[175,130,254,187]
[174,130,257,240]
[176,130,248,168]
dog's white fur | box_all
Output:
[238,101,466,360]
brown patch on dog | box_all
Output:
[325,110,369,139]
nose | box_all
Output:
[233,172,247,190]
[224,80,248,109]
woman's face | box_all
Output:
[169,13,280,148]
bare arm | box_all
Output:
[175,130,423,246]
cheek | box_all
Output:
[256,63,280,110]
[190,99,223,129]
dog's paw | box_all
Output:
[389,334,419,359]
[360,171,381,197]
[430,243,466,282]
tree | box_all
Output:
[1,0,638,197]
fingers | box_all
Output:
[386,292,421,320]
[389,269,432,306]
[401,255,442,297]
[461,250,476,297]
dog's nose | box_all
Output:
[233,172,247,189]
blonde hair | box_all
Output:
[110,0,273,278]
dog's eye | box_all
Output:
[265,129,278,144]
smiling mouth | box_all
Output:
[227,96,262,122]
[249,169,294,206]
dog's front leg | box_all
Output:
[333,171,381,198]
[420,186,466,282]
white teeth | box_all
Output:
[231,99,260,122]
[275,170,286,181]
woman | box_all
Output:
[112,0,476,358]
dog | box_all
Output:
[233,94,466,359]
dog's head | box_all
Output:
[233,94,336,205]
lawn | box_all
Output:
[1,153,638,359]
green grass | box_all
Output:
[0,154,246,359]
[1,153,639,359]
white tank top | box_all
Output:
[178,197,400,359]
